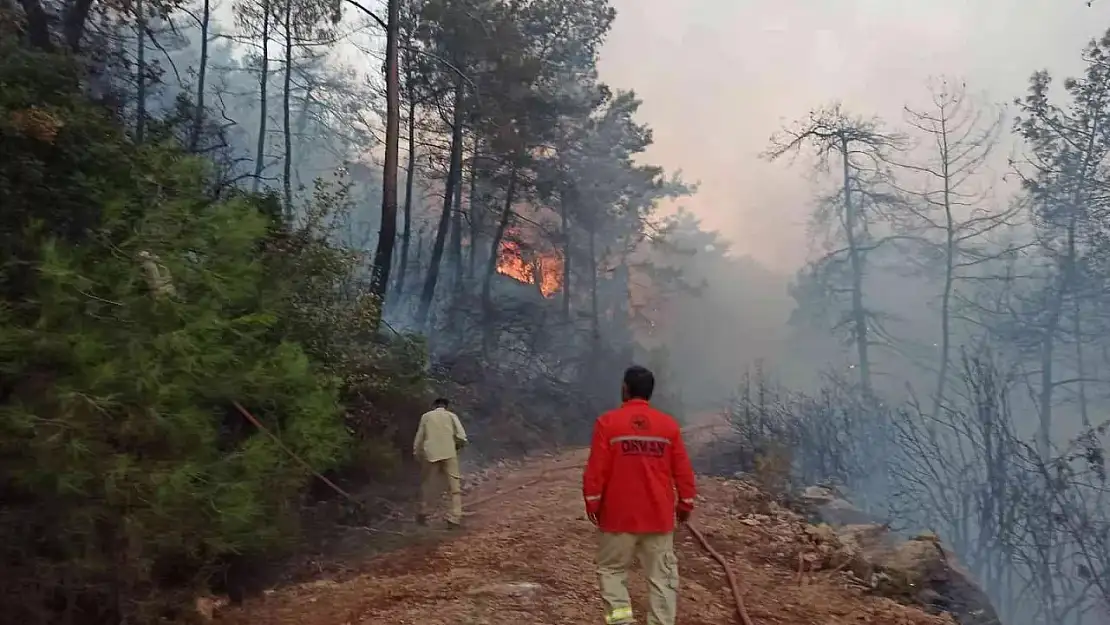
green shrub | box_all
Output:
[0,44,349,623]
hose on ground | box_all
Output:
[685,522,755,625]
[235,403,750,624]
[464,472,756,625]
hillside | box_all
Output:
[210,447,953,625]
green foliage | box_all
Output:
[0,44,353,623]
[257,174,430,476]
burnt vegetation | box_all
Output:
[708,29,1110,625]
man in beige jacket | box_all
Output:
[413,398,468,528]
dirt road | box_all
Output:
[212,447,948,625]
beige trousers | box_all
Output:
[597,531,679,625]
[419,457,462,523]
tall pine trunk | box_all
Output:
[482,165,518,353]
[449,151,464,291]
[281,0,293,219]
[482,165,518,310]
[292,88,313,191]
[396,60,417,297]
[840,135,872,397]
[1073,299,1090,428]
[188,0,210,151]
[466,143,481,279]
[371,0,401,305]
[416,79,464,327]
[135,0,146,143]
[251,3,271,194]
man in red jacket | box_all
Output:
[582,365,697,625]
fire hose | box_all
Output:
[461,464,756,625]
[234,403,754,625]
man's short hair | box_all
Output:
[623,366,655,401]
[432,397,450,408]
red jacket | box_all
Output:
[582,399,697,534]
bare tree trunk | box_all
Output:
[251,3,271,194]
[449,149,464,291]
[840,135,872,396]
[189,0,211,152]
[281,0,293,219]
[1033,107,1099,457]
[416,79,464,327]
[135,0,146,144]
[1036,220,1075,458]
[932,134,955,418]
[414,225,426,273]
[481,165,517,353]
[482,165,518,310]
[1073,299,1090,428]
[467,144,481,279]
[901,84,1004,418]
[371,0,401,306]
[292,88,312,191]
[395,62,417,297]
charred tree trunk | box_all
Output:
[1033,111,1098,457]
[280,0,294,219]
[292,88,313,191]
[840,135,872,397]
[1036,219,1075,458]
[931,127,955,419]
[449,149,465,291]
[189,0,211,152]
[135,0,147,144]
[9,0,91,52]
[63,0,95,51]
[482,165,518,353]
[395,57,417,297]
[16,0,54,51]
[251,4,271,194]
[414,225,426,275]
[370,0,401,306]
[467,144,481,279]
[416,79,464,327]
[1073,299,1090,428]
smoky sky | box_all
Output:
[599,0,1108,271]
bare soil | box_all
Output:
[212,442,951,625]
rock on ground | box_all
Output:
[797,483,1000,625]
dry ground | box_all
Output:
[212,443,951,625]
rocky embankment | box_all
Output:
[793,485,1001,625]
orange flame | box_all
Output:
[496,239,562,297]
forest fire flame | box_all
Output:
[496,238,562,297]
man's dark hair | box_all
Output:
[623,366,655,401]
[432,397,450,408]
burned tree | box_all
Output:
[895,79,1019,417]
[765,105,906,397]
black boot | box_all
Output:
[446,519,462,530]
[416,513,428,526]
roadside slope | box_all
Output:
[213,448,951,625]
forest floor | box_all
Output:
[211,418,951,625]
